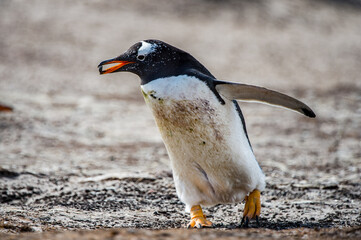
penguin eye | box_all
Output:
[137,55,145,61]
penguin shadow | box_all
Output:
[213,219,333,230]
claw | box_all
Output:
[243,216,249,228]
[241,216,245,225]
[241,189,261,227]
[187,205,213,229]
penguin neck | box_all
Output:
[141,75,211,101]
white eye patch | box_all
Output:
[138,41,157,56]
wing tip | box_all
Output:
[302,107,316,118]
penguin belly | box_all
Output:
[141,75,265,211]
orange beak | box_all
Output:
[98,60,133,74]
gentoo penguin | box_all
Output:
[98,40,315,228]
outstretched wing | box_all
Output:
[215,81,316,118]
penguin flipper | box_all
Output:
[215,81,316,118]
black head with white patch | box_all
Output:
[98,39,213,85]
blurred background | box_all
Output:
[0,0,360,234]
[0,0,360,183]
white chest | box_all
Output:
[141,76,229,143]
[140,76,243,166]
[140,76,265,206]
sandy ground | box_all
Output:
[0,0,360,239]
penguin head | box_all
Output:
[98,39,212,84]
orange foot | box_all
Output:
[241,189,261,227]
[187,205,213,228]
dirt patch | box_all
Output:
[1,227,361,240]
[1,166,360,231]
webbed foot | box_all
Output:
[187,205,213,228]
[241,189,261,227]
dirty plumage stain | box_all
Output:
[150,98,223,143]
[141,76,265,209]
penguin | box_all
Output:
[98,39,316,228]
